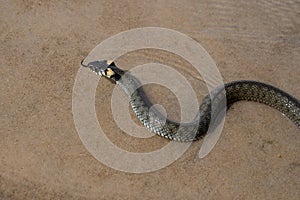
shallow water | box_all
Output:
[1,0,299,199]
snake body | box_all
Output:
[82,60,300,142]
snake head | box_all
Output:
[81,59,123,82]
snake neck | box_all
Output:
[116,72,141,96]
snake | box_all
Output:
[81,59,300,142]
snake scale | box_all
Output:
[81,60,300,142]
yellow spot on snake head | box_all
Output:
[106,68,115,77]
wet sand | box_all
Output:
[1,0,299,199]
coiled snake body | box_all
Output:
[81,60,300,142]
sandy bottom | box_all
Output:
[1,1,299,199]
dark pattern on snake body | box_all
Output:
[81,60,300,142]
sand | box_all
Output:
[0,0,299,199]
